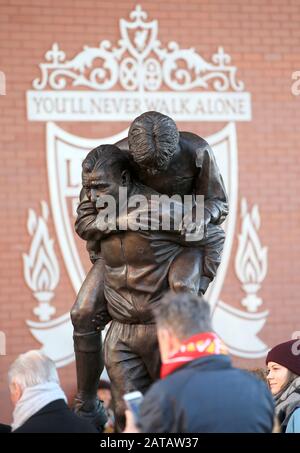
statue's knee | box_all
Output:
[71,303,94,331]
[170,278,196,294]
[70,303,79,327]
[170,279,184,292]
[71,300,110,332]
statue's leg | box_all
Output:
[136,323,161,382]
[200,231,225,294]
[104,321,160,432]
[168,247,203,294]
[70,258,111,430]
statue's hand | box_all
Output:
[94,210,117,233]
[125,199,160,231]
[180,219,204,242]
[203,208,211,237]
[178,207,211,242]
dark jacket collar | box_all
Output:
[30,399,68,417]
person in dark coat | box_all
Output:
[124,292,275,433]
[8,350,98,433]
[13,399,98,434]
[0,423,11,433]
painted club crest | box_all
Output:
[120,5,158,63]
[24,5,268,367]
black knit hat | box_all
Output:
[266,339,300,376]
[98,379,111,391]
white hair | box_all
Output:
[8,350,59,390]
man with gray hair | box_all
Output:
[8,350,98,433]
[125,292,275,433]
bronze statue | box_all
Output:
[71,112,228,431]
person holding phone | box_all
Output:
[125,292,274,433]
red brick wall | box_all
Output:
[1,0,300,424]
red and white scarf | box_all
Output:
[161,331,228,379]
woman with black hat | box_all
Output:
[266,339,300,433]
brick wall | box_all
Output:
[0,0,300,423]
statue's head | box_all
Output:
[128,111,179,174]
[82,144,133,208]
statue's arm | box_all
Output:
[75,191,104,241]
[114,133,228,225]
[194,141,229,225]
[146,196,207,246]
[75,138,129,242]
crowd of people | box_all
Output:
[0,292,299,433]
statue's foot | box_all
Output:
[199,276,211,295]
[73,396,107,432]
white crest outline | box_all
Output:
[31,5,245,94]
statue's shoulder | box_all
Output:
[179,131,210,151]
[179,132,212,166]
[115,136,129,151]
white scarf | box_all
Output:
[11,381,67,432]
